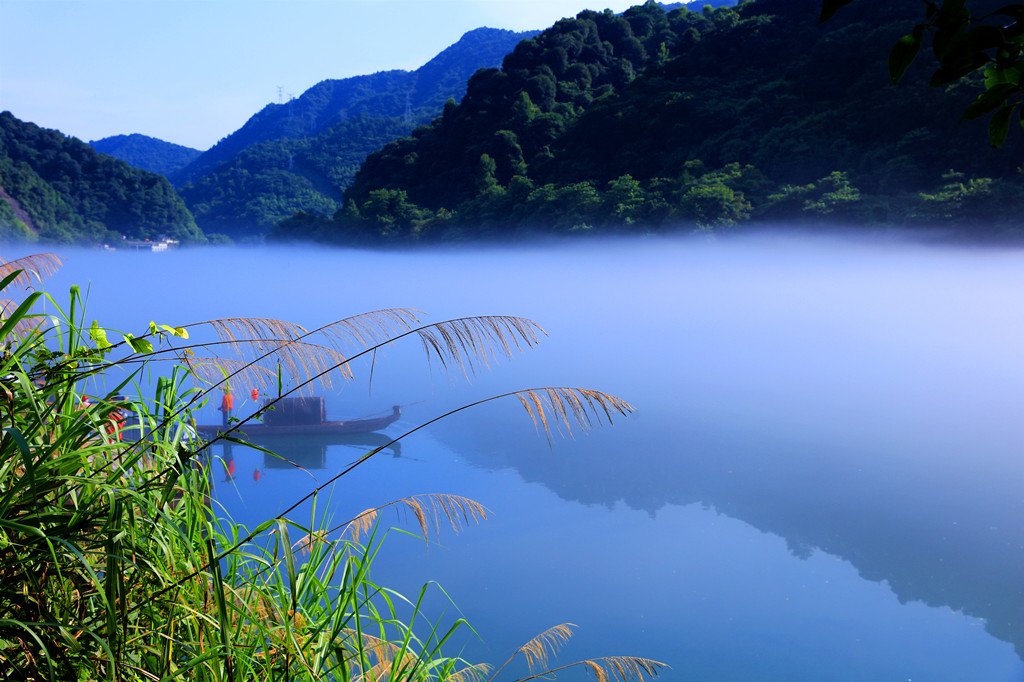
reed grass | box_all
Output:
[0,254,666,681]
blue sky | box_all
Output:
[0,0,637,151]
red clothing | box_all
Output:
[103,412,125,441]
[220,393,234,411]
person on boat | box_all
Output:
[103,407,126,443]
[219,390,233,428]
[222,442,236,482]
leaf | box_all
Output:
[89,320,113,350]
[994,5,1024,22]
[930,52,992,86]
[965,25,1006,53]
[0,292,41,341]
[0,270,23,294]
[819,0,855,23]
[149,321,188,338]
[123,333,154,354]
[889,30,923,84]
[2,427,34,496]
[963,82,1019,119]
[989,103,1016,147]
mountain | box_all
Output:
[170,27,537,240]
[0,112,203,245]
[271,0,1023,244]
[89,134,202,176]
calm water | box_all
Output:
[14,232,1024,681]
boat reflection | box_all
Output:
[252,432,403,470]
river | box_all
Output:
[12,231,1024,681]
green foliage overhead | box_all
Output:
[0,112,204,245]
[821,0,1024,148]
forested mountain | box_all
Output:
[271,0,1023,244]
[174,114,416,240]
[0,112,203,244]
[172,28,536,240]
[89,134,202,176]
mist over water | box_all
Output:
[16,231,1024,680]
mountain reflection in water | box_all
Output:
[24,232,1024,680]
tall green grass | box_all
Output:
[0,253,666,682]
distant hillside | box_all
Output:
[0,112,203,244]
[89,134,202,176]
[173,27,536,239]
[270,0,1023,244]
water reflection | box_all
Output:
[431,399,1024,660]
[253,433,403,470]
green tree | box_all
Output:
[475,153,500,194]
[679,182,751,227]
[604,174,647,224]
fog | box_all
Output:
[13,231,1024,680]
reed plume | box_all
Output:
[0,252,62,290]
[537,656,667,682]
[160,312,540,413]
[183,338,348,394]
[345,630,426,682]
[417,315,545,378]
[0,253,60,338]
[515,623,577,673]
[185,316,308,345]
[447,664,495,682]
[339,494,490,544]
[489,625,667,682]
[306,307,422,354]
[181,356,279,393]
[514,388,634,442]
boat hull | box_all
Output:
[197,405,401,438]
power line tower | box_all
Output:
[277,86,284,104]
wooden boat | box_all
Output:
[197,398,400,437]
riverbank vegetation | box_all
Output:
[0,253,664,681]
